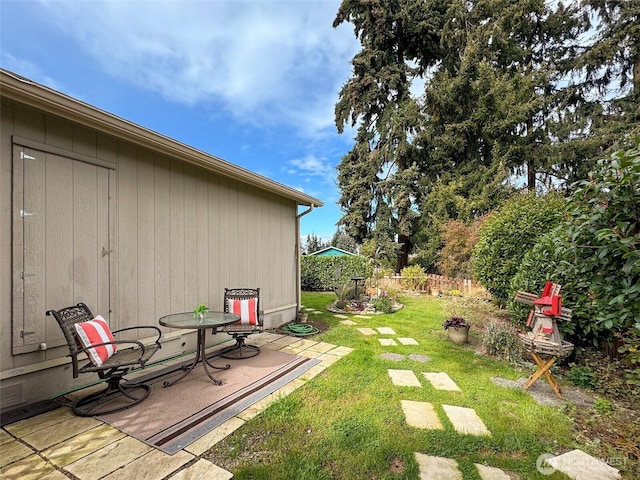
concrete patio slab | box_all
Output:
[101,449,194,480]
[328,346,354,356]
[442,405,491,436]
[0,453,58,480]
[169,459,233,480]
[41,424,127,467]
[398,337,419,345]
[64,436,152,480]
[377,327,396,334]
[0,438,34,467]
[475,463,511,480]
[340,319,357,325]
[357,327,377,335]
[401,400,443,430]
[422,372,462,391]
[388,369,422,387]
[414,453,462,480]
[546,449,621,480]
[379,338,397,346]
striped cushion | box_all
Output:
[227,298,258,326]
[74,315,117,366]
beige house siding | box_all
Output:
[0,71,320,407]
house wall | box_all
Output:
[0,99,298,408]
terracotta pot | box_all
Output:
[447,326,470,344]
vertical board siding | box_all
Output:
[169,159,185,314]
[2,101,302,376]
[117,142,138,330]
[153,155,171,320]
[44,153,73,342]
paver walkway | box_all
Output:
[0,333,353,480]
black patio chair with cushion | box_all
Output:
[220,288,264,359]
[46,302,161,417]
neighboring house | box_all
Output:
[0,69,323,409]
[307,246,355,257]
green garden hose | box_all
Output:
[283,323,319,336]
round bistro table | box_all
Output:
[159,311,240,387]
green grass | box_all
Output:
[204,292,579,479]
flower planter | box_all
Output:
[447,326,470,344]
[299,313,308,323]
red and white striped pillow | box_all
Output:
[74,315,117,366]
[227,298,258,325]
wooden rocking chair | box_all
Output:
[47,303,161,416]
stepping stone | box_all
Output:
[354,315,372,319]
[379,338,397,346]
[475,464,511,480]
[423,372,461,391]
[442,405,491,436]
[398,337,419,345]
[340,320,357,326]
[310,310,322,314]
[546,449,621,480]
[357,327,377,335]
[377,327,396,335]
[408,354,431,363]
[401,401,443,430]
[414,453,462,480]
[388,369,421,387]
[334,314,349,319]
[380,353,405,362]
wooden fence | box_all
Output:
[375,274,482,294]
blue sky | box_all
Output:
[0,0,360,243]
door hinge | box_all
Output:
[20,152,36,160]
[19,272,35,279]
[20,330,35,338]
[20,210,34,218]
[102,247,113,257]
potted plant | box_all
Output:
[193,303,209,319]
[443,316,471,344]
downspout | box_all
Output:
[295,204,315,320]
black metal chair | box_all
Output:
[220,288,264,359]
[46,303,161,416]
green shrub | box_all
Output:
[373,296,394,313]
[472,192,566,303]
[301,255,370,291]
[566,365,599,390]
[400,265,428,291]
[482,319,522,362]
[593,397,615,415]
[559,140,640,343]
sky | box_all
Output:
[0,0,361,243]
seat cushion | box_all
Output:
[74,315,117,366]
[227,298,258,325]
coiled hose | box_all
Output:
[282,323,319,336]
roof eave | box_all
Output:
[0,69,323,207]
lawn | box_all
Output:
[204,292,632,479]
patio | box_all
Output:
[0,332,352,480]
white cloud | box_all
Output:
[289,153,334,177]
[38,0,358,137]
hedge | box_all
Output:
[301,255,370,291]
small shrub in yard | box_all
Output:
[593,397,615,415]
[400,265,428,291]
[482,319,522,362]
[567,364,599,390]
[373,292,394,313]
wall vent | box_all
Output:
[0,382,25,409]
